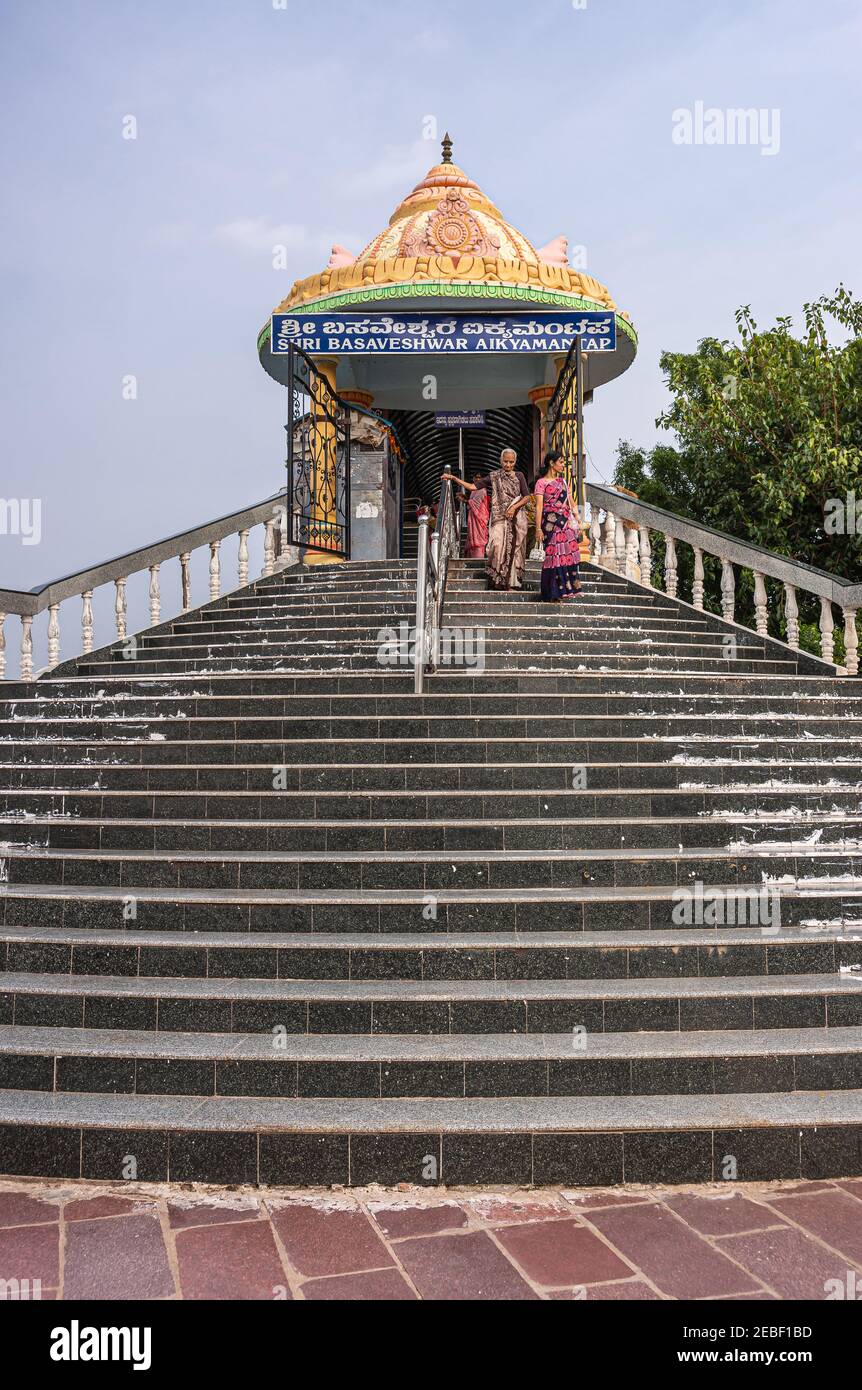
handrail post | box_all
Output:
[414,513,431,694]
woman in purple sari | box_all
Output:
[533,449,583,602]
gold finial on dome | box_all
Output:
[441,131,453,165]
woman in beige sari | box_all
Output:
[444,447,531,589]
[484,448,531,590]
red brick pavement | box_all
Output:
[0,1177,861,1301]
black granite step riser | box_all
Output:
[15,673,862,699]
[2,788,860,821]
[158,615,418,637]
[71,658,806,678]
[216,593,639,618]
[74,657,401,675]
[32,817,862,855]
[70,634,791,661]
[3,988,860,1034]
[7,759,860,794]
[167,612,713,635]
[2,738,858,769]
[196,608,760,633]
[132,632,754,656]
[71,650,794,674]
[7,1119,858,1186]
[447,576,631,587]
[2,1049,859,1099]
[4,894,860,935]
[6,704,860,737]
[4,936,858,981]
[202,606,419,623]
[6,843,862,888]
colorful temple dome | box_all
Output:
[263,135,628,322]
[258,134,636,426]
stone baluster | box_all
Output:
[720,558,735,622]
[81,590,94,653]
[843,608,859,676]
[614,518,627,575]
[263,519,276,577]
[276,506,289,570]
[819,596,835,664]
[238,530,250,587]
[783,582,799,649]
[601,511,615,571]
[753,571,768,635]
[590,514,602,564]
[21,615,34,681]
[180,554,192,613]
[148,564,161,627]
[664,535,678,598]
[209,540,221,600]
[638,526,651,586]
[47,603,61,669]
[0,612,6,679]
[692,547,705,610]
[114,578,127,639]
[625,525,638,579]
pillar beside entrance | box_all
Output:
[528,384,555,462]
[305,355,344,566]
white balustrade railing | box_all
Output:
[587,484,862,675]
[0,491,295,681]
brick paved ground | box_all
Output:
[1,1176,861,1300]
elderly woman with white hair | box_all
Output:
[443,447,530,590]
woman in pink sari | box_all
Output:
[441,470,491,558]
[533,449,583,602]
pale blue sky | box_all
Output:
[1,0,860,602]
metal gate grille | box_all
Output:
[285,344,351,557]
[547,337,585,508]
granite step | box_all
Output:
[2,554,861,1186]
[0,1088,859,1186]
[3,785,861,826]
[3,924,860,980]
[3,758,860,794]
[2,969,861,1035]
[4,843,862,892]
[2,1024,859,1098]
[7,811,862,856]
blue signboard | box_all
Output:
[271,310,616,355]
[435,411,486,428]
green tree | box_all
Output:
[613,287,862,652]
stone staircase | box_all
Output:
[1,555,861,1187]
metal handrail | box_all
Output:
[413,476,458,694]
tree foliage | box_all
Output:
[613,287,862,651]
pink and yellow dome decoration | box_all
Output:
[263,135,631,328]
